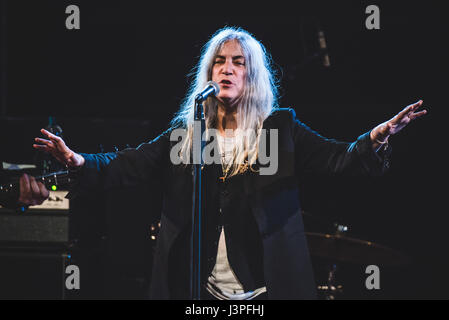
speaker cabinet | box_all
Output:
[0,246,70,299]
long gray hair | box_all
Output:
[170,26,280,177]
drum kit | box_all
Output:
[301,210,410,300]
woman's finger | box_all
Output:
[34,140,56,152]
[36,129,76,166]
[411,100,423,110]
[40,128,58,139]
[40,129,64,146]
[35,137,53,146]
[33,144,51,152]
[409,110,427,120]
[397,100,423,119]
[406,100,424,115]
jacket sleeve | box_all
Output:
[67,128,172,199]
[287,108,391,176]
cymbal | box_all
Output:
[305,232,411,267]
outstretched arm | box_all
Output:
[33,128,171,196]
[292,100,427,176]
[33,129,85,168]
[370,100,427,150]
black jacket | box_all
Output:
[68,108,391,300]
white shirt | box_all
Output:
[206,133,267,300]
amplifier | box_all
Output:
[0,246,71,299]
[0,191,70,211]
[28,190,70,211]
[0,206,71,299]
[0,209,69,244]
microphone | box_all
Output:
[195,81,220,102]
[317,29,331,67]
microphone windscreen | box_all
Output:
[207,81,220,96]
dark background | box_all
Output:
[0,0,447,299]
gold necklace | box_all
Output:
[219,137,231,183]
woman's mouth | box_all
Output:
[220,80,233,89]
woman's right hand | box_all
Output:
[33,129,85,168]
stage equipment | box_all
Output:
[191,81,220,300]
[305,222,410,300]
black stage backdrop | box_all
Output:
[0,0,447,300]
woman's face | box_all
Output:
[211,40,247,108]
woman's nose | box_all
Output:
[222,61,233,75]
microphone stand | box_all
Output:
[190,96,206,300]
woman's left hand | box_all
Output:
[370,100,427,144]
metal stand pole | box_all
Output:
[190,98,205,300]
